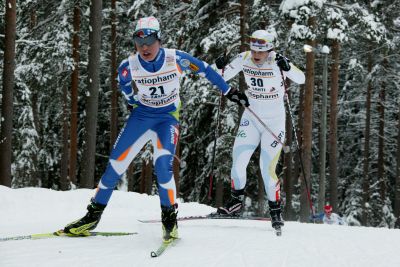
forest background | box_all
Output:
[1,0,400,228]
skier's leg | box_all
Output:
[218,113,260,215]
[151,116,179,241]
[230,113,261,190]
[259,116,285,228]
[64,112,154,234]
[94,112,154,205]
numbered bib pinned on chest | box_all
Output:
[129,49,182,108]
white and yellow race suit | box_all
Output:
[222,50,305,201]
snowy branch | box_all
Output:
[324,2,350,11]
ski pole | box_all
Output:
[279,68,315,216]
[245,106,290,153]
[173,154,186,168]
[208,92,222,200]
[208,50,228,200]
[208,44,246,200]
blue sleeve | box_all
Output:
[176,50,231,95]
[310,212,324,222]
[117,59,138,106]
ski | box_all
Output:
[0,230,137,242]
[139,213,270,223]
[150,238,180,258]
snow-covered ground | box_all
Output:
[1,186,400,267]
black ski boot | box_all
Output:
[161,204,178,242]
[64,199,106,236]
[217,189,245,216]
[269,200,284,236]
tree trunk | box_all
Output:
[294,85,305,191]
[257,168,266,216]
[300,16,316,221]
[0,0,17,187]
[329,39,340,211]
[127,164,135,192]
[69,0,81,186]
[395,98,400,228]
[362,51,372,226]
[31,85,41,185]
[215,177,224,208]
[213,97,226,205]
[378,57,387,200]
[81,0,102,188]
[238,0,248,94]
[145,160,153,195]
[140,160,146,194]
[60,82,70,190]
[318,54,328,213]
[29,7,39,187]
[110,0,119,149]
[284,90,295,220]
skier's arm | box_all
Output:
[322,215,330,224]
[175,50,231,95]
[214,52,245,81]
[117,59,138,106]
[220,53,246,81]
[310,212,324,223]
[285,63,306,84]
[273,52,305,85]
[337,214,347,225]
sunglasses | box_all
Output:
[134,33,158,47]
[250,38,268,44]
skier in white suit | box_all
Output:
[215,30,305,231]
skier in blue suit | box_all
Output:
[63,16,249,242]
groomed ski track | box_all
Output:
[1,186,400,267]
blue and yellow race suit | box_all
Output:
[93,48,230,208]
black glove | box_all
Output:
[275,53,291,71]
[226,88,249,107]
[215,54,228,69]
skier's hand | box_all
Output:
[275,53,291,71]
[226,87,249,107]
[215,54,229,69]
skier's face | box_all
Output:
[136,40,161,61]
[251,50,269,65]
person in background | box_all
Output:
[213,30,305,233]
[62,16,249,243]
[321,204,346,225]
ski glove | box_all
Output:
[215,54,229,69]
[226,88,250,107]
[275,53,291,71]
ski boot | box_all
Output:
[161,204,178,243]
[269,200,284,236]
[217,189,245,216]
[63,199,106,236]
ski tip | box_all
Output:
[150,251,158,257]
